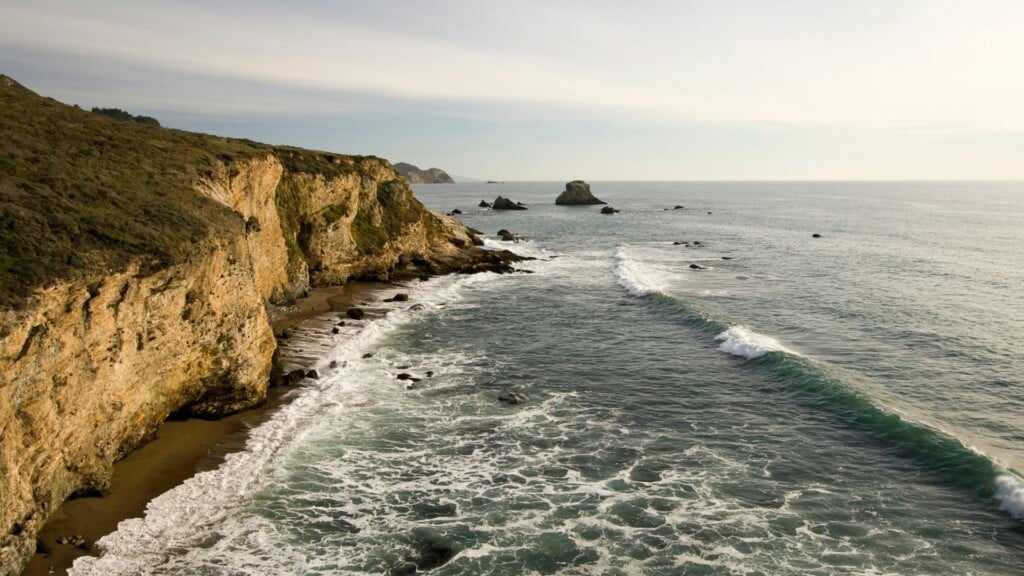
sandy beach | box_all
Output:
[24,281,391,576]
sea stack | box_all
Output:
[556,180,606,205]
[492,196,527,210]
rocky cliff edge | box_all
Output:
[0,78,518,575]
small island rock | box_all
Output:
[492,196,527,210]
[556,180,606,205]
[497,229,519,242]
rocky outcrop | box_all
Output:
[393,162,454,184]
[556,180,606,205]
[0,86,520,574]
[492,196,526,210]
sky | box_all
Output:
[2,0,1024,180]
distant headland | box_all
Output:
[394,162,455,184]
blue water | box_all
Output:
[75,182,1024,575]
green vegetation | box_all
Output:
[349,180,428,255]
[322,202,349,224]
[91,107,161,126]
[0,76,269,308]
[272,174,310,271]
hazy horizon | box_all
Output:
[3,0,1023,181]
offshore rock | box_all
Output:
[492,196,526,210]
[556,180,606,205]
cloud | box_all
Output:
[5,0,1024,134]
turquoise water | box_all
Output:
[75,182,1024,575]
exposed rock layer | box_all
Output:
[0,82,516,575]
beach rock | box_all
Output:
[497,229,518,242]
[397,373,421,383]
[384,293,409,302]
[479,200,491,208]
[721,256,733,260]
[285,369,307,386]
[492,196,526,210]
[362,353,374,359]
[673,241,688,246]
[689,264,707,270]
[306,369,320,379]
[707,211,712,215]
[556,180,606,205]
[408,304,426,311]
[693,241,701,245]
[449,209,462,215]
[329,360,338,368]
[56,534,88,549]
[674,205,684,210]
[498,390,529,404]
[337,320,346,326]
[346,307,365,320]
[277,329,290,340]
[812,233,822,238]
[600,206,620,214]
[426,371,435,378]
[332,327,339,334]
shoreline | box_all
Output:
[24,281,392,576]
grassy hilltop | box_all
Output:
[0,75,274,308]
[0,76,393,309]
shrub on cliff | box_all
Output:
[91,107,161,126]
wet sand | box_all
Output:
[24,281,391,575]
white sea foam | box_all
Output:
[994,470,1024,518]
[612,246,677,297]
[715,326,796,360]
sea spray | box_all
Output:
[612,246,678,297]
[715,326,797,360]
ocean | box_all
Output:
[72,181,1024,575]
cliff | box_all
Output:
[393,162,455,184]
[0,77,518,575]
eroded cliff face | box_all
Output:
[0,233,274,574]
[273,155,481,286]
[0,151,514,575]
